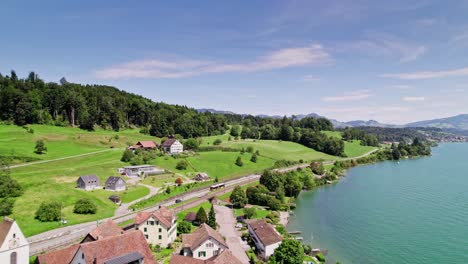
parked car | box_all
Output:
[175,199,182,204]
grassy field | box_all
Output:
[344,140,377,157]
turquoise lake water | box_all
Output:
[287,143,468,264]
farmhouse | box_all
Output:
[193,172,210,182]
[128,140,159,151]
[76,175,100,191]
[0,217,29,264]
[184,212,197,223]
[37,231,156,264]
[161,138,183,154]
[245,219,283,260]
[124,165,164,177]
[81,220,124,243]
[181,224,228,260]
[170,250,242,264]
[135,206,177,247]
[105,176,126,191]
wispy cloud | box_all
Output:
[95,44,331,80]
[302,75,320,82]
[402,96,425,102]
[336,32,427,63]
[322,90,373,102]
[387,84,413,90]
[382,66,468,80]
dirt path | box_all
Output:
[214,205,250,264]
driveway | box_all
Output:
[115,183,160,216]
[214,205,250,264]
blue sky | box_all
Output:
[2,0,468,124]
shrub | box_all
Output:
[246,146,254,153]
[230,186,247,208]
[316,253,326,262]
[34,139,47,154]
[73,198,97,214]
[176,160,188,170]
[121,150,134,162]
[0,198,15,216]
[196,207,208,224]
[250,153,257,163]
[177,221,192,234]
[184,138,199,150]
[175,178,183,186]
[35,201,61,222]
[243,207,257,219]
[235,156,243,167]
[213,139,222,145]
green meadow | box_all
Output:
[0,124,377,236]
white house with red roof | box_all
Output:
[181,224,228,260]
[0,218,29,264]
[245,219,283,260]
[134,206,177,247]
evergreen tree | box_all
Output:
[34,139,47,154]
[196,207,208,224]
[207,205,217,229]
[235,156,243,167]
[250,153,258,163]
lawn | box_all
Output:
[141,173,180,188]
[221,139,338,162]
[344,140,377,158]
[177,201,212,222]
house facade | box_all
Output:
[76,175,100,190]
[181,224,228,260]
[124,165,164,177]
[245,219,282,260]
[0,218,29,264]
[161,139,183,154]
[105,176,126,191]
[170,250,242,264]
[135,206,177,247]
[193,173,210,182]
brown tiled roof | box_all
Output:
[78,230,156,264]
[161,138,178,147]
[137,141,158,148]
[37,244,80,264]
[184,212,197,222]
[209,250,243,264]
[0,217,14,247]
[170,250,242,264]
[245,219,283,246]
[135,206,175,228]
[87,220,124,240]
[182,223,228,251]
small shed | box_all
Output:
[77,175,100,191]
[184,212,197,223]
[109,195,121,204]
[105,176,126,191]
[193,172,210,182]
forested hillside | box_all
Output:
[0,71,228,137]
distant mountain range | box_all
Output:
[196,109,468,132]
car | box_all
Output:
[175,199,182,204]
[235,223,243,228]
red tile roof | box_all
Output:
[184,212,197,222]
[170,250,242,264]
[137,141,158,148]
[0,217,14,247]
[161,138,178,147]
[87,220,124,241]
[78,230,156,264]
[182,224,228,251]
[135,206,175,228]
[245,219,283,246]
[37,244,81,264]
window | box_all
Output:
[206,242,214,248]
[145,235,148,239]
[198,251,206,258]
[12,233,16,238]
[10,252,17,264]
[213,250,219,256]
[159,228,162,232]
[158,235,162,240]
[144,228,147,232]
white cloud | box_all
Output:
[382,66,468,80]
[95,44,331,80]
[387,84,413,90]
[302,75,320,82]
[336,32,427,63]
[402,96,425,102]
[322,90,373,102]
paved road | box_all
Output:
[214,205,250,264]
[7,148,122,169]
[115,183,161,216]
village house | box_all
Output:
[123,165,164,177]
[245,219,283,260]
[193,172,210,182]
[134,206,177,247]
[128,141,159,151]
[105,176,126,191]
[161,138,183,154]
[81,220,124,243]
[37,230,156,264]
[184,212,197,224]
[0,218,29,264]
[170,249,242,264]
[76,175,100,191]
[108,195,121,205]
[181,224,228,260]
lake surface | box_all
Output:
[287,143,468,263]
